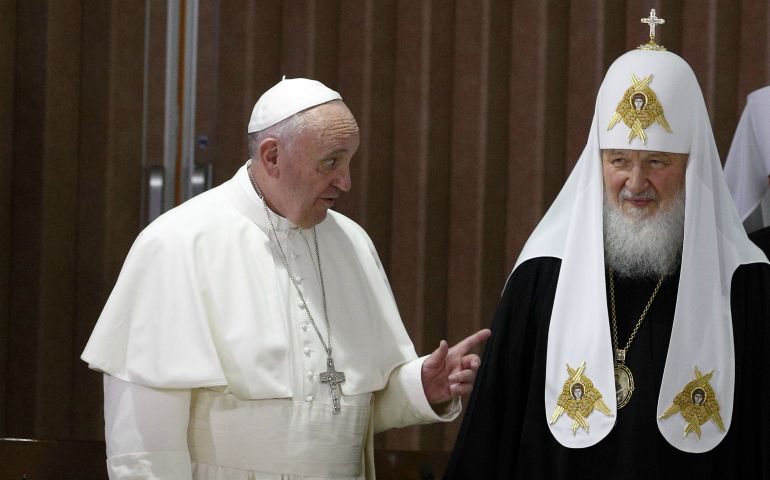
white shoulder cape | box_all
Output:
[82,165,416,399]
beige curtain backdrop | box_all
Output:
[1,0,768,453]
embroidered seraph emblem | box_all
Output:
[550,362,613,435]
[659,367,726,438]
[607,74,672,144]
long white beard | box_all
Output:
[603,188,685,279]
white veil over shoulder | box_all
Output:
[513,48,767,452]
[724,86,770,224]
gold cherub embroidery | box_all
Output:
[659,367,726,438]
[607,74,672,144]
[550,362,613,435]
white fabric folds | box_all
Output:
[512,49,767,452]
[82,163,417,400]
[102,355,459,479]
[724,86,770,221]
[103,374,193,480]
[187,389,369,477]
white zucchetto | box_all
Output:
[247,77,342,133]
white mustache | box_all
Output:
[619,187,657,201]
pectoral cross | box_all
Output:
[320,356,346,413]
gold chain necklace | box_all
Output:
[609,266,664,409]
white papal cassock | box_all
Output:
[83,162,459,479]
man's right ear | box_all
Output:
[259,138,280,176]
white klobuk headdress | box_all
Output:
[513,11,768,452]
[724,86,770,224]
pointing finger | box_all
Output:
[449,328,491,356]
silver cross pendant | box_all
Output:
[319,356,346,413]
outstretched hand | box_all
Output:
[421,328,492,405]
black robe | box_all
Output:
[750,226,770,257]
[444,257,770,479]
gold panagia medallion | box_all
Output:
[550,362,614,435]
[607,74,672,144]
[659,367,726,438]
[614,363,635,409]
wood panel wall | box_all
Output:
[1,0,769,456]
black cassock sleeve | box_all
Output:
[444,258,561,480]
[749,226,770,256]
[726,261,770,478]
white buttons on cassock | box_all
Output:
[303,346,311,356]
[300,323,309,332]
[295,275,303,284]
[306,395,314,402]
[306,370,314,379]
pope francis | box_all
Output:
[82,77,490,480]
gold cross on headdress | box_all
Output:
[638,9,667,51]
[642,9,665,40]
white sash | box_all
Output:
[188,388,369,478]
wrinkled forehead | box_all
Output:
[601,148,687,158]
[308,100,357,124]
[597,50,704,155]
[288,102,360,157]
[301,101,359,138]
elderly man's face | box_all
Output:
[602,149,687,218]
[274,102,359,228]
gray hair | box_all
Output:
[247,100,341,160]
